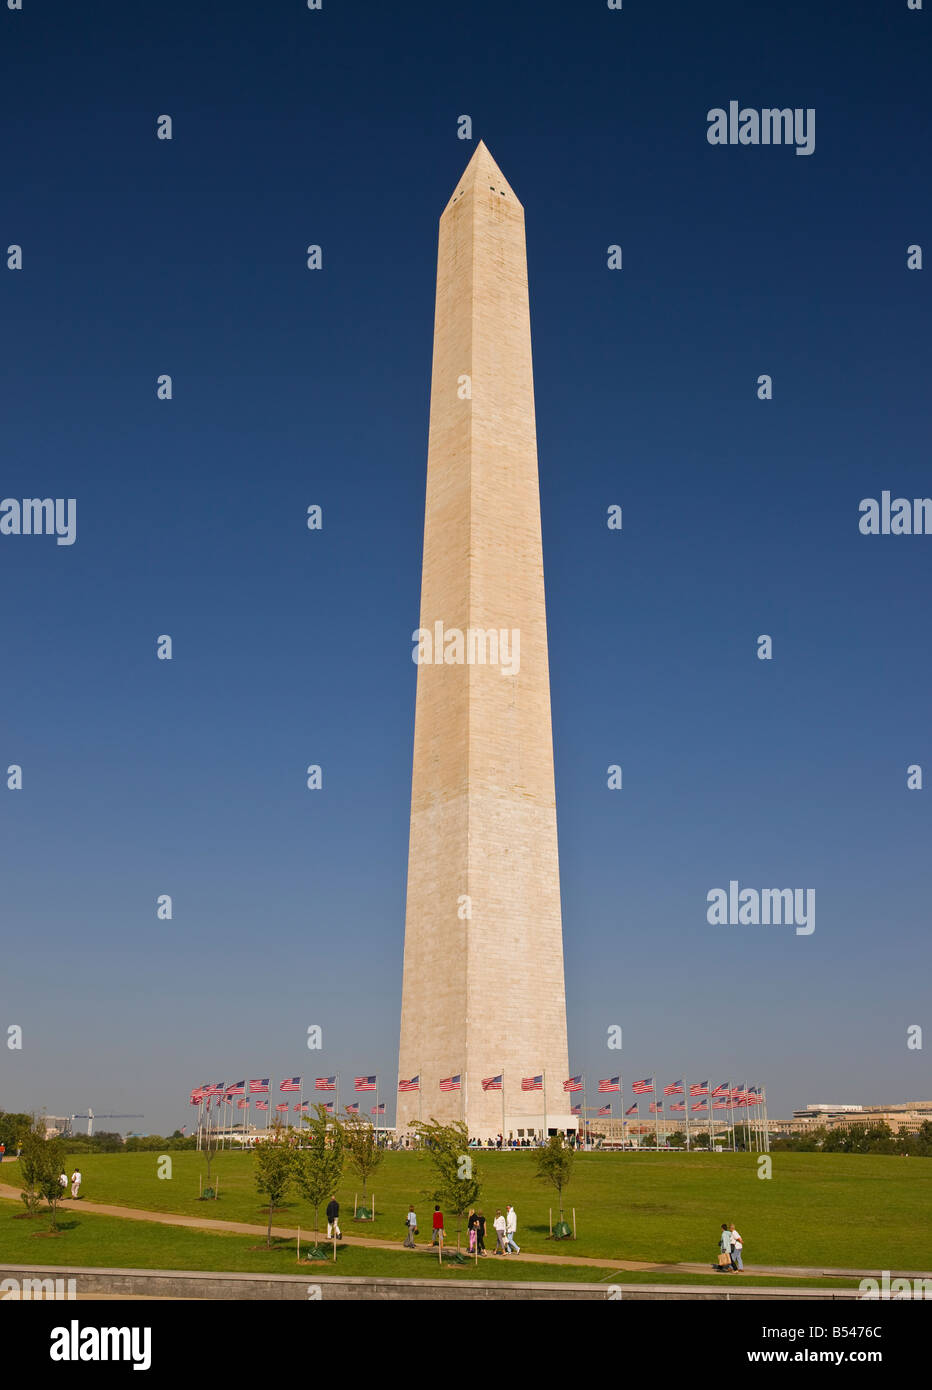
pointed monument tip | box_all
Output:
[444,140,522,212]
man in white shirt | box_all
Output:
[729,1224,744,1271]
[505,1204,520,1254]
[70,1170,82,1199]
[493,1210,508,1254]
[403,1205,417,1248]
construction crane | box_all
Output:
[70,1109,145,1137]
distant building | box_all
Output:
[775,1101,932,1136]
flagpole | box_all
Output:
[542,1070,547,1143]
[683,1076,691,1151]
[583,1075,589,1151]
[763,1084,771,1153]
[729,1081,736,1151]
[653,1076,660,1149]
[501,1071,505,1143]
[620,1076,626,1151]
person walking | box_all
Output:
[59,1171,68,1195]
[403,1204,418,1247]
[729,1223,744,1271]
[431,1204,444,1246]
[718,1222,733,1270]
[325,1196,341,1240]
[467,1208,479,1254]
[476,1210,487,1256]
[505,1203,520,1254]
[0,1142,5,1163]
[70,1169,82,1199]
[493,1209,508,1254]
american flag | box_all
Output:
[521,1075,543,1091]
[690,1081,709,1096]
[280,1077,302,1093]
[346,1102,359,1113]
[649,1101,663,1113]
[294,1101,309,1112]
[180,1125,186,1135]
[321,1101,334,1112]
[664,1079,684,1096]
[597,1104,612,1116]
[563,1075,584,1093]
[571,1103,581,1115]
[481,1075,503,1091]
[222,1096,233,1106]
[249,1079,270,1095]
[670,1101,686,1112]
[315,1077,336,1092]
[439,1075,461,1092]
[236,1099,248,1110]
[692,1100,707,1112]
[632,1077,654,1095]
[625,1103,638,1116]
[255,1101,269,1111]
[371,1103,385,1115]
[204,1083,224,1097]
[711,1082,730,1098]
[713,1099,730,1109]
[190,1089,205,1104]
[598,1077,620,1093]
[398,1076,420,1092]
[226,1080,245,1097]
[275,1102,288,1112]
[354,1076,377,1092]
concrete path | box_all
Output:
[1,1179,927,1282]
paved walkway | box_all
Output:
[1,1179,927,1282]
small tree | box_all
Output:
[339,1109,384,1217]
[295,1105,345,1252]
[18,1116,51,1215]
[412,1119,481,1252]
[536,1133,575,1233]
[254,1123,297,1247]
[17,1117,66,1229]
[40,1136,68,1231]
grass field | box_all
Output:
[5,1149,929,1270]
[0,1199,863,1288]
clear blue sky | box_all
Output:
[1,0,929,1135]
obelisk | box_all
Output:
[397,142,573,1139]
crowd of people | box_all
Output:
[403,1201,522,1255]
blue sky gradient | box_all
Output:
[1,0,929,1134]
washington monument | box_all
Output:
[397,143,574,1138]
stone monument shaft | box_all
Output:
[397,143,572,1138]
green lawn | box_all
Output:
[6,1148,929,1270]
[0,1199,861,1288]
